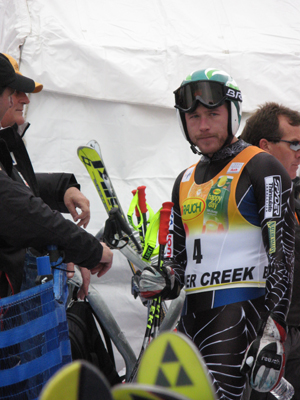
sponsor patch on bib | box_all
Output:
[227,162,244,173]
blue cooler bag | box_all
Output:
[0,251,72,400]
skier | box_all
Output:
[138,68,295,400]
[0,52,113,298]
[240,102,300,399]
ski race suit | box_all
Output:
[0,124,103,296]
[250,184,300,400]
[168,139,295,400]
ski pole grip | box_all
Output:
[137,186,147,213]
[132,189,140,217]
[162,201,174,211]
[159,204,173,246]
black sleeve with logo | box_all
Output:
[170,151,295,321]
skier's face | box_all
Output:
[1,91,30,127]
[0,87,14,122]
[185,103,232,157]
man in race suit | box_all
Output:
[138,69,295,400]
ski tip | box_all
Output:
[136,331,217,400]
[77,141,102,158]
[39,360,113,400]
[112,383,191,400]
[87,139,101,154]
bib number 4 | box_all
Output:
[193,238,203,264]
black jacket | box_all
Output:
[0,124,103,295]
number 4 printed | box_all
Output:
[193,238,203,263]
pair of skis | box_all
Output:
[39,331,217,400]
[77,140,183,381]
[77,141,149,274]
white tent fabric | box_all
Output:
[1,0,300,371]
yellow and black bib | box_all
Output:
[179,146,267,298]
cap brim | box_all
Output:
[9,73,36,93]
[33,81,43,93]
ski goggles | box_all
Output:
[174,80,242,112]
[272,139,300,151]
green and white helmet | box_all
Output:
[174,68,243,153]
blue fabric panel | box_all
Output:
[0,257,72,400]
[213,287,265,308]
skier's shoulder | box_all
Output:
[173,162,198,195]
[246,150,291,183]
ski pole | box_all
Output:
[137,186,148,240]
[127,298,157,382]
[153,201,174,338]
[157,202,174,269]
[132,189,144,247]
[128,202,173,381]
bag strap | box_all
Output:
[88,304,116,368]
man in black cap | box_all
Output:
[0,52,113,297]
[0,53,96,298]
[0,53,35,119]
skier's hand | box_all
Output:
[64,187,91,228]
[90,242,113,278]
[138,262,179,300]
[240,314,286,392]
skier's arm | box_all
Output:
[240,153,295,392]
[251,153,295,320]
[168,172,188,288]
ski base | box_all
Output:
[136,331,217,400]
[39,360,113,400]
[112,384,190,400]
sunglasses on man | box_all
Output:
[270,139,300,151]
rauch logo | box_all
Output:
[182,198,205,221]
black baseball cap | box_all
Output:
[0,53,35,93]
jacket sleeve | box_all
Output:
[167,170,187,290]
[36,173,80,213]
[0,169,103,269]
[250,152,295,322]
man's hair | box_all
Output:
[240,102,300,146]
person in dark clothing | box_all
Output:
[137,69,295,400]
[240,102,300,399]
[0,52,113,298]
[0,54,95,298]
[1,53,91,230]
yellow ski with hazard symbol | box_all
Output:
[112,331,217,400]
